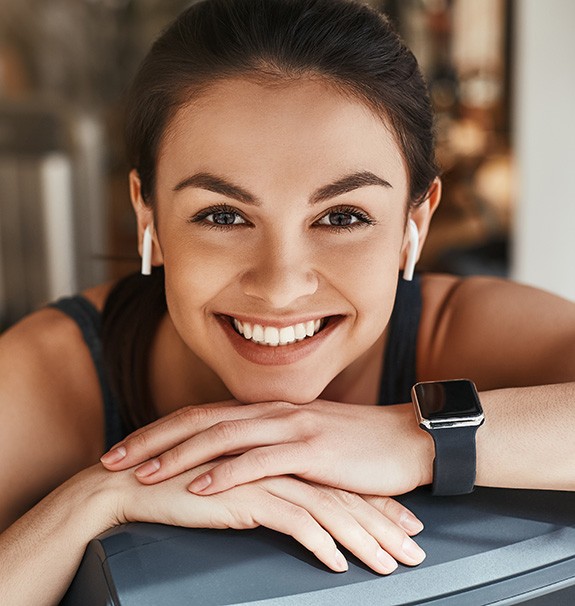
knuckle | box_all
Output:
[314,489,339,514]
[251,448,274,473]
[213,420,241,445]
[335,489,363,511]
[181,405,207,428]
[226,507,258,530]
[218,461,238,484]
[288,505,315,530]
[162,444,186,469]
[131,429,153,453]
[368,495,397,518]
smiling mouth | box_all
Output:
[228,316,331,346]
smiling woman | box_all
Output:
[0,1,574,605]
[129,77,414,407]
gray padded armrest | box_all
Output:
[62,487,575,605]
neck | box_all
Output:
[320,330,387,405]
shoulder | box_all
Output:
[0,289,112,528]
[417,273,575,389]
[81,281,116,311]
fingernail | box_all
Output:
[189,473,212,493]
[334,549,348,572]
[376,548,398,573]
[402,537,426,563]
[135,458,161,478]
[100,446,127,465]
[400,511,424,534]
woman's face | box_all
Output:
[149,77,412,403]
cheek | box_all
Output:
[161,236,240,320]
[316,231,402,306]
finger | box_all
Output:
[100,402,266,470]
[326,488,426,566]
[134,417,295,484]
[188,443,309,494]
[249,494,348,573]
[362,494,424,536]
[264,478,402,575]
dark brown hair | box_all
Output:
[103,0,438,432]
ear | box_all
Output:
[129,169,164,266]
[401,177,442,266]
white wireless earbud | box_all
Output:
[403,219,419,281]
[141,225,153,276]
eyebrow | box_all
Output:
[173,170,392,205]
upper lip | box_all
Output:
[218,313,341,329]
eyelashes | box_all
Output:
[188,204,376,232]
[315,206,375,231]
[188,204,247,229]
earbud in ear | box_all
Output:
[403,219,419,281]
[141,225,153,276]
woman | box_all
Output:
[1,0,574,604]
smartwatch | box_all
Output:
[411,379,485,496]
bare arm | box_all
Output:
[476,383,575,490]
[424,275,575,490]
[0,309,113,605]
[0,466,118,605]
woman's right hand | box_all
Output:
[113,461,426,575]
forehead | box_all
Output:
[157,77,408,196]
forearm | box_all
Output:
[0,464,120,606]
[475,383,575,491]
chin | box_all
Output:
[228,379,325,405]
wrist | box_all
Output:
[411,415,435,488]
[56,464,128,533]
[390,404,434,490]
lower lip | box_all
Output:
[216,316,343,366]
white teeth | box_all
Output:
[264,326,280,346]
[231,317,326,346]
[252,324,264,343]
[279,326,296,345]
[305,321,315,337]
[294,323,307,341]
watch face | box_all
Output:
[414,380,483,419]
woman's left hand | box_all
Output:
[101,400,433,497]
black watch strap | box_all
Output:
[425,425,479,496]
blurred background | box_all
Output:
[0,0,573,329]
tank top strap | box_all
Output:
[49,296,125,451]
[379,273,422,405]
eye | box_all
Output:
[208,210,246,226]
[315,206,375,230]
[189,205,248,228]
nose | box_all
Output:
[240,237,319,309]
